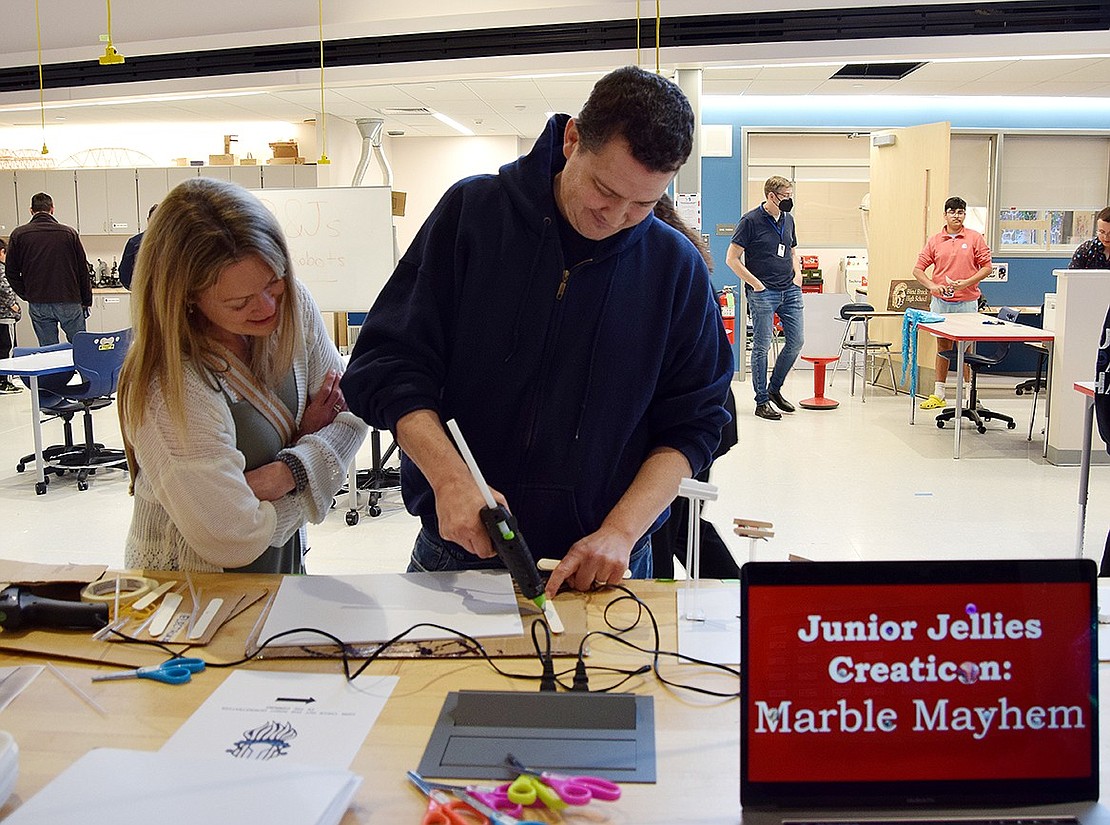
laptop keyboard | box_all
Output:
[784,819,1080,825]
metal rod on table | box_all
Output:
[1077,391,1094,558]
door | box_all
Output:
[868,122,951,395]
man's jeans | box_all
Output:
[408,526,653,579]
[748,285,804,405]
[30,302,85,346]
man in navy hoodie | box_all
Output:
[342,66,733,597]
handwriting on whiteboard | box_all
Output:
[251,186,394,312]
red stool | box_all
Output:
[799,356,839,410]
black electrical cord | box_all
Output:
[103,584,738,698]
[581,584,742,698]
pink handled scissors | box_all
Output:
[505,754,621,806]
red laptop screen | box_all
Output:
[745,579,1093,784]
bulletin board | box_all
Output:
[253,186,395,313]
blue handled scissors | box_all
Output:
[91,656,206,686]
[505,754,621,806]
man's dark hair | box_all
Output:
[30,192,53,213]
[575,66,694,173]
[1097,206,1110,224]
[944,196,967,212]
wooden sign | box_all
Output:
[887,279,931,312]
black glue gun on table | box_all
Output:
[446,419,547,610]
[0,585,109,630]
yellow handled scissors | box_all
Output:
[503,774,567,812]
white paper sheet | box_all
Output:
[676,586,741,665]
[4,748,361,825]
[256,570,524,647]
[161,670,397,769]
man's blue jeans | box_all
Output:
[29,302,85,346]
[748,285,804,405]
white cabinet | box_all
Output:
[88,290,131,333]
[201,166,265,188]
[260,164,317,189]
[230,166,263,189]
[0,171,17,236]
[198,167,231,183]
[76,169,137,235]
[136,167,201,231]
[14,170,78,227]
[261,165,295,189]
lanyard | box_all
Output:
[763,210,787,242]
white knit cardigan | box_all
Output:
[124,282,368,572]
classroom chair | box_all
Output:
[935,307,1019,435]
[830,302,896,398]
[16,329,132,491]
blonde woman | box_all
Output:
[119,177,366,572]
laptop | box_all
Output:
[740,559,1102,825]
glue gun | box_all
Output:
[446,419,547,608]
[0,586,109,630]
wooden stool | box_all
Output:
[799,356,839,409]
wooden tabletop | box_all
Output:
[0,573,740,824]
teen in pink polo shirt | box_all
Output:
[911,196,993,409]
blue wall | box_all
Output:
[700,94,1110,305]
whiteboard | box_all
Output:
[254,186,395,312]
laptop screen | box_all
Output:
[741,559,1098,809]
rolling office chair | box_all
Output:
[935,307,1019,435]
[831,302,896,396]
[16,329,132,491]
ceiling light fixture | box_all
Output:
[0,90,264,114]
[432,112,474,136]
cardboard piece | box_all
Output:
[0,560,107,587]
[391,190,406,216]
[269,140,299,157]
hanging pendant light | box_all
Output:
[317,0,330,165]
[35,0,47,154]
[98,0,125,65]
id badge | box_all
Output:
[777,243,786,257]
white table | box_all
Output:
[912,313,1055,459]
[0,348,76,494]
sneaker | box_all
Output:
[919,394,947,410]
[768,388,795,413]
[755,402,782,420]
[0,382,22,394]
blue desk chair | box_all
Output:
[935,307,1020,435]
[16,330,132,491]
